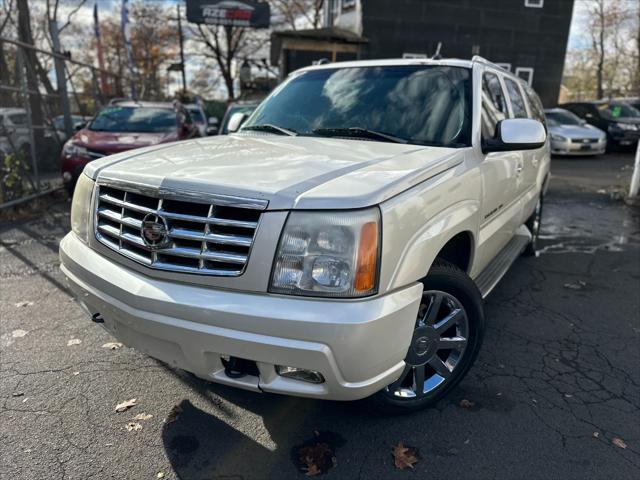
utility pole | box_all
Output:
[177,4,187,92]
[49,20,73,138]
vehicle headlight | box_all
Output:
[612,122,636,131]
[550,134,568,142]
[70,173,95,244]
[270,208,381,298]
[63,141,89,157]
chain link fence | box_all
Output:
[0,34,117,208]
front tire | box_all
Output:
[523,194,543,256]
[365,260,484,415]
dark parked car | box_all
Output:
[558,101,640,150]
[61,100,199,194]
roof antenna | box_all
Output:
[431,42,442,60]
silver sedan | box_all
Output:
[545,108,607,155]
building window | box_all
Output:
[515,67,534,86]
[496,63,511,72]
[525,0,544,8]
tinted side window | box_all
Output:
[481,72,508,138]
[9,113,27,125]
[504,78,528,118]
[523,83,546,126]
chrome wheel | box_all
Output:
[387,290,469,399]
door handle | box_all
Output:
[516,163,523,175]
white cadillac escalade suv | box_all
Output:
[60,57,549,413]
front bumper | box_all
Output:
[60,233,422,401]
[550,138,606,156]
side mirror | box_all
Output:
[74,122,85,131]
[483,118,546,153]
[227,112,248,133]
[206,126,219,136]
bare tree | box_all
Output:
[192,23,268,100]
[271,0,324,30]
[16,0,45,160]
[564,0,639,100]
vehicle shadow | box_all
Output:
[160,367,359,479]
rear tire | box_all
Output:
[523,194,543,257]
[365,260,484,415]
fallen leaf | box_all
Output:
[133,413,153,421]
[563,280,587,290]
[459,399,475,408]
[72,371,80,376]
[157,473,165,479]
[102,342,123,350]
[165,404,182,423]
[115,398,137,412]
[125,422,142,432]
[304,464,320,476]
[612,437,627,449]
[593,432,600,438]
[12,329,28,338]
[392,441,419,470]
[564,394,573,398]
[14,301,34,308]
[298,442,334,476]
[12,392,24,397]
[67,338,81,346]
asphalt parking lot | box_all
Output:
[1,152,639,480]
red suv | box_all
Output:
[61,100,199,194]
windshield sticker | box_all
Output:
[612,105,622,118]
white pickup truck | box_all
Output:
[60,57,550,413]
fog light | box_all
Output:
[276,365,325,384]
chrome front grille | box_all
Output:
[94,185,264,276]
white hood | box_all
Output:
[85,134,464,210]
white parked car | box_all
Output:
[545,108,607,155]
[60,57,550,413]
[0,108,31,158]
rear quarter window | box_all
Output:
[504,78,528,119]
[523,84,546,126]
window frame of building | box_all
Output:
[496,63,511,72]
[515,67,534,86]
[525,0,544,8]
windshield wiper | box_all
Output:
[241,124,298,136]
[312,127,408,144]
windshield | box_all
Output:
[89,106,176,133]
[546,110,583,126]
[244,65,472,147]
[597,103,640,119]
[188,107,205,123]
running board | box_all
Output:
[475,225,531,299]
